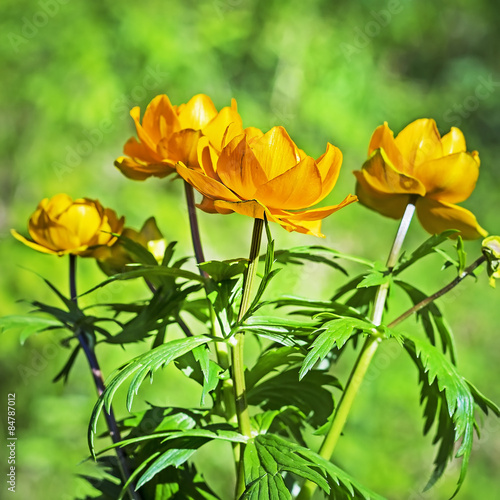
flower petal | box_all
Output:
[354,171,412,219]
[140,94,179,145]
[123,136,163,164]
[416,197,487,240]
[213,199,266,219]
[316,143,344,201]
[10,229,59,255]
[440,127,466,155]
[158,129,202,168]
[254,156,323,210]
[176,94,218,130]
[394,118,442,172]
[176,162,241,203]
[250,126,301,180]
[202,104,243,150]
[368,122,404,169]
[356,149,426,196]
[216,136,268,200]
[57,202,102,245]
[275,194,358,221]
[115,156,172,180]
[413,152,480,204]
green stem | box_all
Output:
[297,198,417,500]
[69,256,140,500]
[232,218,264,498]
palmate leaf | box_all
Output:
[393,230,458,276]
[242,434,385,499]
[82,265,205,298]
[400,332,500,496]
[247,366,339,429]
[0,314,63,344]
[88,335,212,456]
[272,245,374,269]
[300,318,377,380]
[395,280,457,363]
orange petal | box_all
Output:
[217,136,268,200]
[202,105,243,150]
[140,94,179,144]
[10,229,59,255]
[177,94,218,130]
[275,194,358,221]
[357,150,426,196]
[254,156,323,210]
[130,106,159,153]
[354,171,412,219]
[368,122,404,170]
[316,143,343,201]
[416,197,487,240]
[440,127,466,155]
[394,118,442,172]
[213,199,266,219]
[123,136,163,164]
[114,156,173,180]
[176,162,240,203]
[251,126,301,180]
[413,152,480,204]
[158,129,202,168]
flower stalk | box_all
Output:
[232,217,264,498]
[297,198,417,500]
[184,181,208,277]
[69,255,140,500]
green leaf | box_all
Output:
[199,259,247,282]
[272,245,374,269]
[134,427,246,490]
[247,367,339,429]
[393,230,459,276]
[395,281,457,363]
[193,345,223,405]
[456,236,467,274]
[400,333,487,496]
[357,271,390,289]
[0,314,63,344]
[242,434,329,499]
[298,447,387,500]
[83,265,205,297]
[242,434,385,499]
[300,318,376,379]
[88,336,212,456]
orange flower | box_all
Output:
[115,93,246,180]
[354,119,487,239]
[11,194,124,257]
[176,126,357,237]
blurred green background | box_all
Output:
[1,0,499,498]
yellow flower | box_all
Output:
[97,217,166,275]
[11,194,124,257]
[176,126,357,237]
[354,119,487,239]
[115,93,246,180]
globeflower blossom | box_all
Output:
[11,194,124,256]
[176,126,356,237]
[354,119,486,239]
